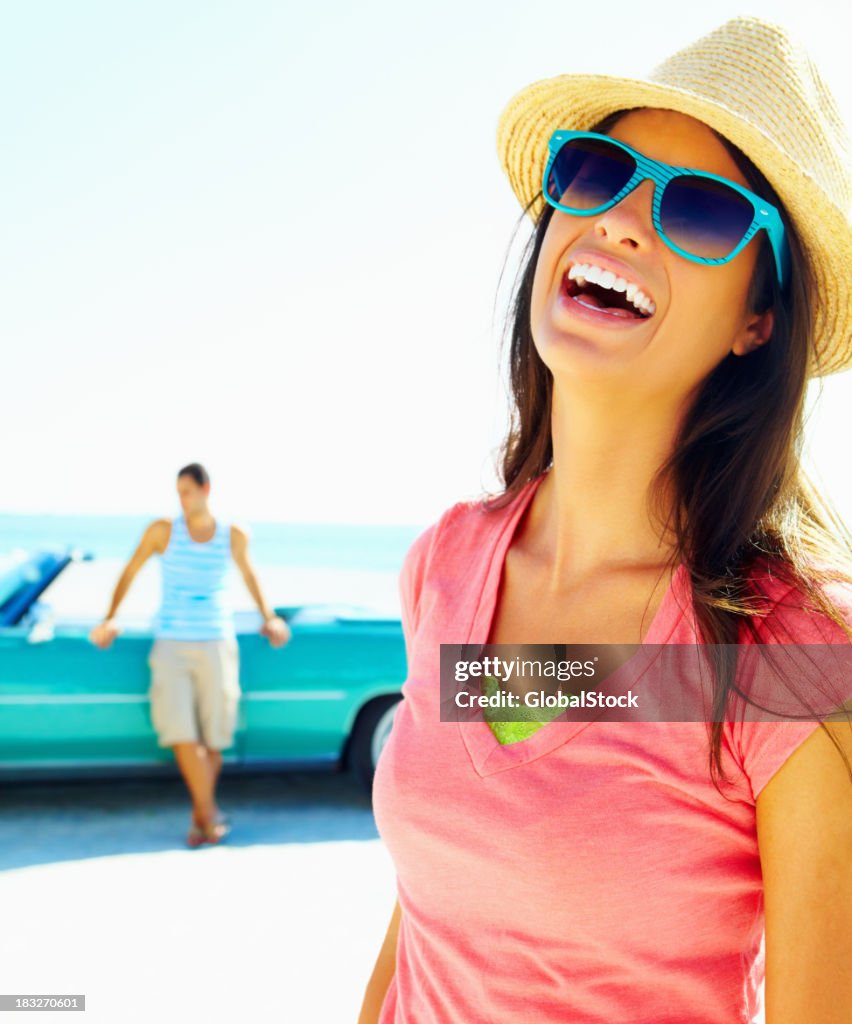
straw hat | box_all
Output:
[496,16,852,378]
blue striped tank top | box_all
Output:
[153,513,235,640]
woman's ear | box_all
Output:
[731,308,774,357]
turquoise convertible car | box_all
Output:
[0,547,406,792]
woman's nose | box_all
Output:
[592,178,657,252]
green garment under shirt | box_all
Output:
[482,674,564,745]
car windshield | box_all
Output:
[44,556,160,624]
[0,550,75,625]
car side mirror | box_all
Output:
[27,620,54,644]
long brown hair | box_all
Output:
[487,108,852,792]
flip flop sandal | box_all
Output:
[186,813,232,847]
[201,820,231,845]
[186,824,207,849]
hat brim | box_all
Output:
[497,74,852,377]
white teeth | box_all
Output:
[567,260,656,317]
[632,291,657,316]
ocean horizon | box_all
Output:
[0,513,426,622]
[0,513,423,570]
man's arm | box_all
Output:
[89,520,168,648]
[230,525,290,647]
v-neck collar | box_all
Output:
[459,472,687,778]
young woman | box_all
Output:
[360,16,852,1024]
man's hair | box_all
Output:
[177,462,210,487]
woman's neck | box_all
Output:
[527,382,682,587]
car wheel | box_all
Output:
[349,695,402,795]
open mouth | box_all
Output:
[561,269,655,321]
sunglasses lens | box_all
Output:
[546,137,635,210]
[660,176,755,259]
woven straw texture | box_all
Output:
[496,16,852,377]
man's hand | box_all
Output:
[89,619,121,649]
[260,615,291,648]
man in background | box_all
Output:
[89,462,290,846]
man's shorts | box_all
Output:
[147,637,241,750]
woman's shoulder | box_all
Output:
[401,483,530,581]
[745,554,852,644]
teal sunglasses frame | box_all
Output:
[543,130,791,289]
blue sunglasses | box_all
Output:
[542,131,791,289]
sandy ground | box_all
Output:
[0,771,396,1023]
[0,770,770,1024]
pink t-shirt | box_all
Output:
[371,471,851,1024]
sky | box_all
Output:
[2,0,851,527]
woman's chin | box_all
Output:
[533,320,650,381]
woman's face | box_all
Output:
[529,108,774,400]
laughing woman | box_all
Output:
[361,16,852,1024]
